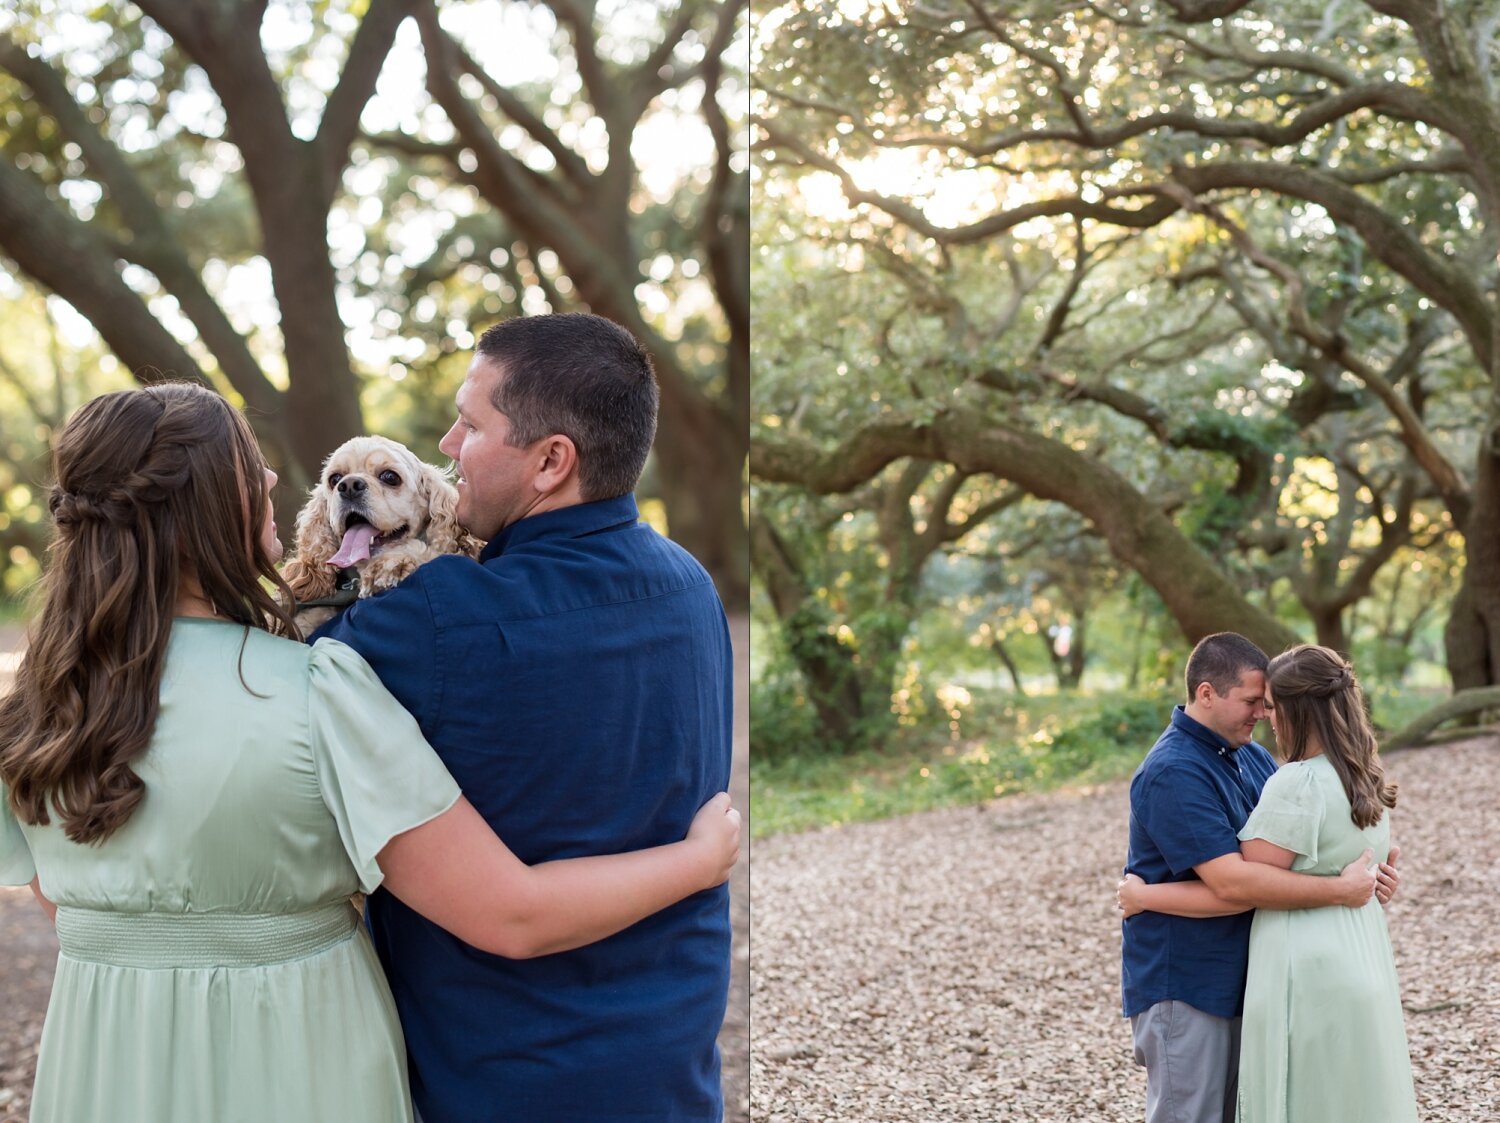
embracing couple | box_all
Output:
[0,313,736,1123]
[1118,632,1416,1123]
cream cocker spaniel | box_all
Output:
[282,436,483,630]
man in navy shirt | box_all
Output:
[1120,632,1397,1123]
[316,313,733,1123]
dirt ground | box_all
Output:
[0,618,750,1123]
[751,736,1500,1121]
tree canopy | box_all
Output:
[752,0,1480,748]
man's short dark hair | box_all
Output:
[1185,632,1269,703]
[475,313,659,502]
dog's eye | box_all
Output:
[378,470,401,487]
[327,473,343,489]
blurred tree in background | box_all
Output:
[0,0,748,605]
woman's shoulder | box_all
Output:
[1263,757,1326,800]
[304,635,390,695]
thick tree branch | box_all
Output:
[1160,0,1257,20]
[1162,181,1473,522]
[699,22,749,416]
[0,159,210,387]
[752,408,1299,652]
[758,121,1181,242]
[316,0,415,202]
[765,81,1442,157]
[546,0,613,118]
[0,38,285,424]
[0,37,159,236]
[1167,162,1493,365]
[435,26,593,196]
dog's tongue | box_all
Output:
[328,524,378,568]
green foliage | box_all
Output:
[748,662,835,763]
[751,683,1448,838]
[752,687,1177,838]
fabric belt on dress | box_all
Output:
[53,900,360,968]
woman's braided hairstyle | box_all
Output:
[0,383,297,844]
[1266,644,1397,829]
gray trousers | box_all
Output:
[1131,999,1241,1123]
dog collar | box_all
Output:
[294,567,361,610]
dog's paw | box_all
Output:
[359,541,440,596]
[294,605,338,634]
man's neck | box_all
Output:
[517,480,585,524]
[1182,702,1211,728]
[1181,703,1239,751]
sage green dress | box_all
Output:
[0,619,461,1123]
[1235,755,1417,1123]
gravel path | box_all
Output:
[751,738,1500,1121]
[0,618,749,1123]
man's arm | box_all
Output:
[1376,843,1400,906]
[1119,839,1377,918]
[29,875,55,924]
[1117,872,1246,919]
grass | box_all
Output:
[751,683,1452,839]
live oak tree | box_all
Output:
[755,0,1489,705]
[385,0,749,600]
[0,0,747,599]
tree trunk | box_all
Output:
[1067,611,1088,689]
[749,514,875,749]
[992,635,1027,695]
[249,147,364,479]
[1308,604,1348,656]
[780,608,868,747]
[415,7,749,605]
[654,392,749,608]
[1445,423,1500,689]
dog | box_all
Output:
[281,436,483,632]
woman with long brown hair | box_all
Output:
[0,384,738,1123]
[1119,643,1416,1122]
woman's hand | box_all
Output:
[687,792,741,890]
[1116,872,1147,919]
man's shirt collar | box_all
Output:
[480,493,640,562]
[1170,704,1246,758]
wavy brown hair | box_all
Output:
[0,383,298,844]
[1266,644,1397,830]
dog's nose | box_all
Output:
[337,477,367,497]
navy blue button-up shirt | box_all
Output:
[1121,705,1277,1020]
[315,494,733,1123]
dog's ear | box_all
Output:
[419,462,483,559]
[280,483,339,601]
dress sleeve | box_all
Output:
[307,639,463,893]
[0,784,36,887]
[1238,762,1324,862]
